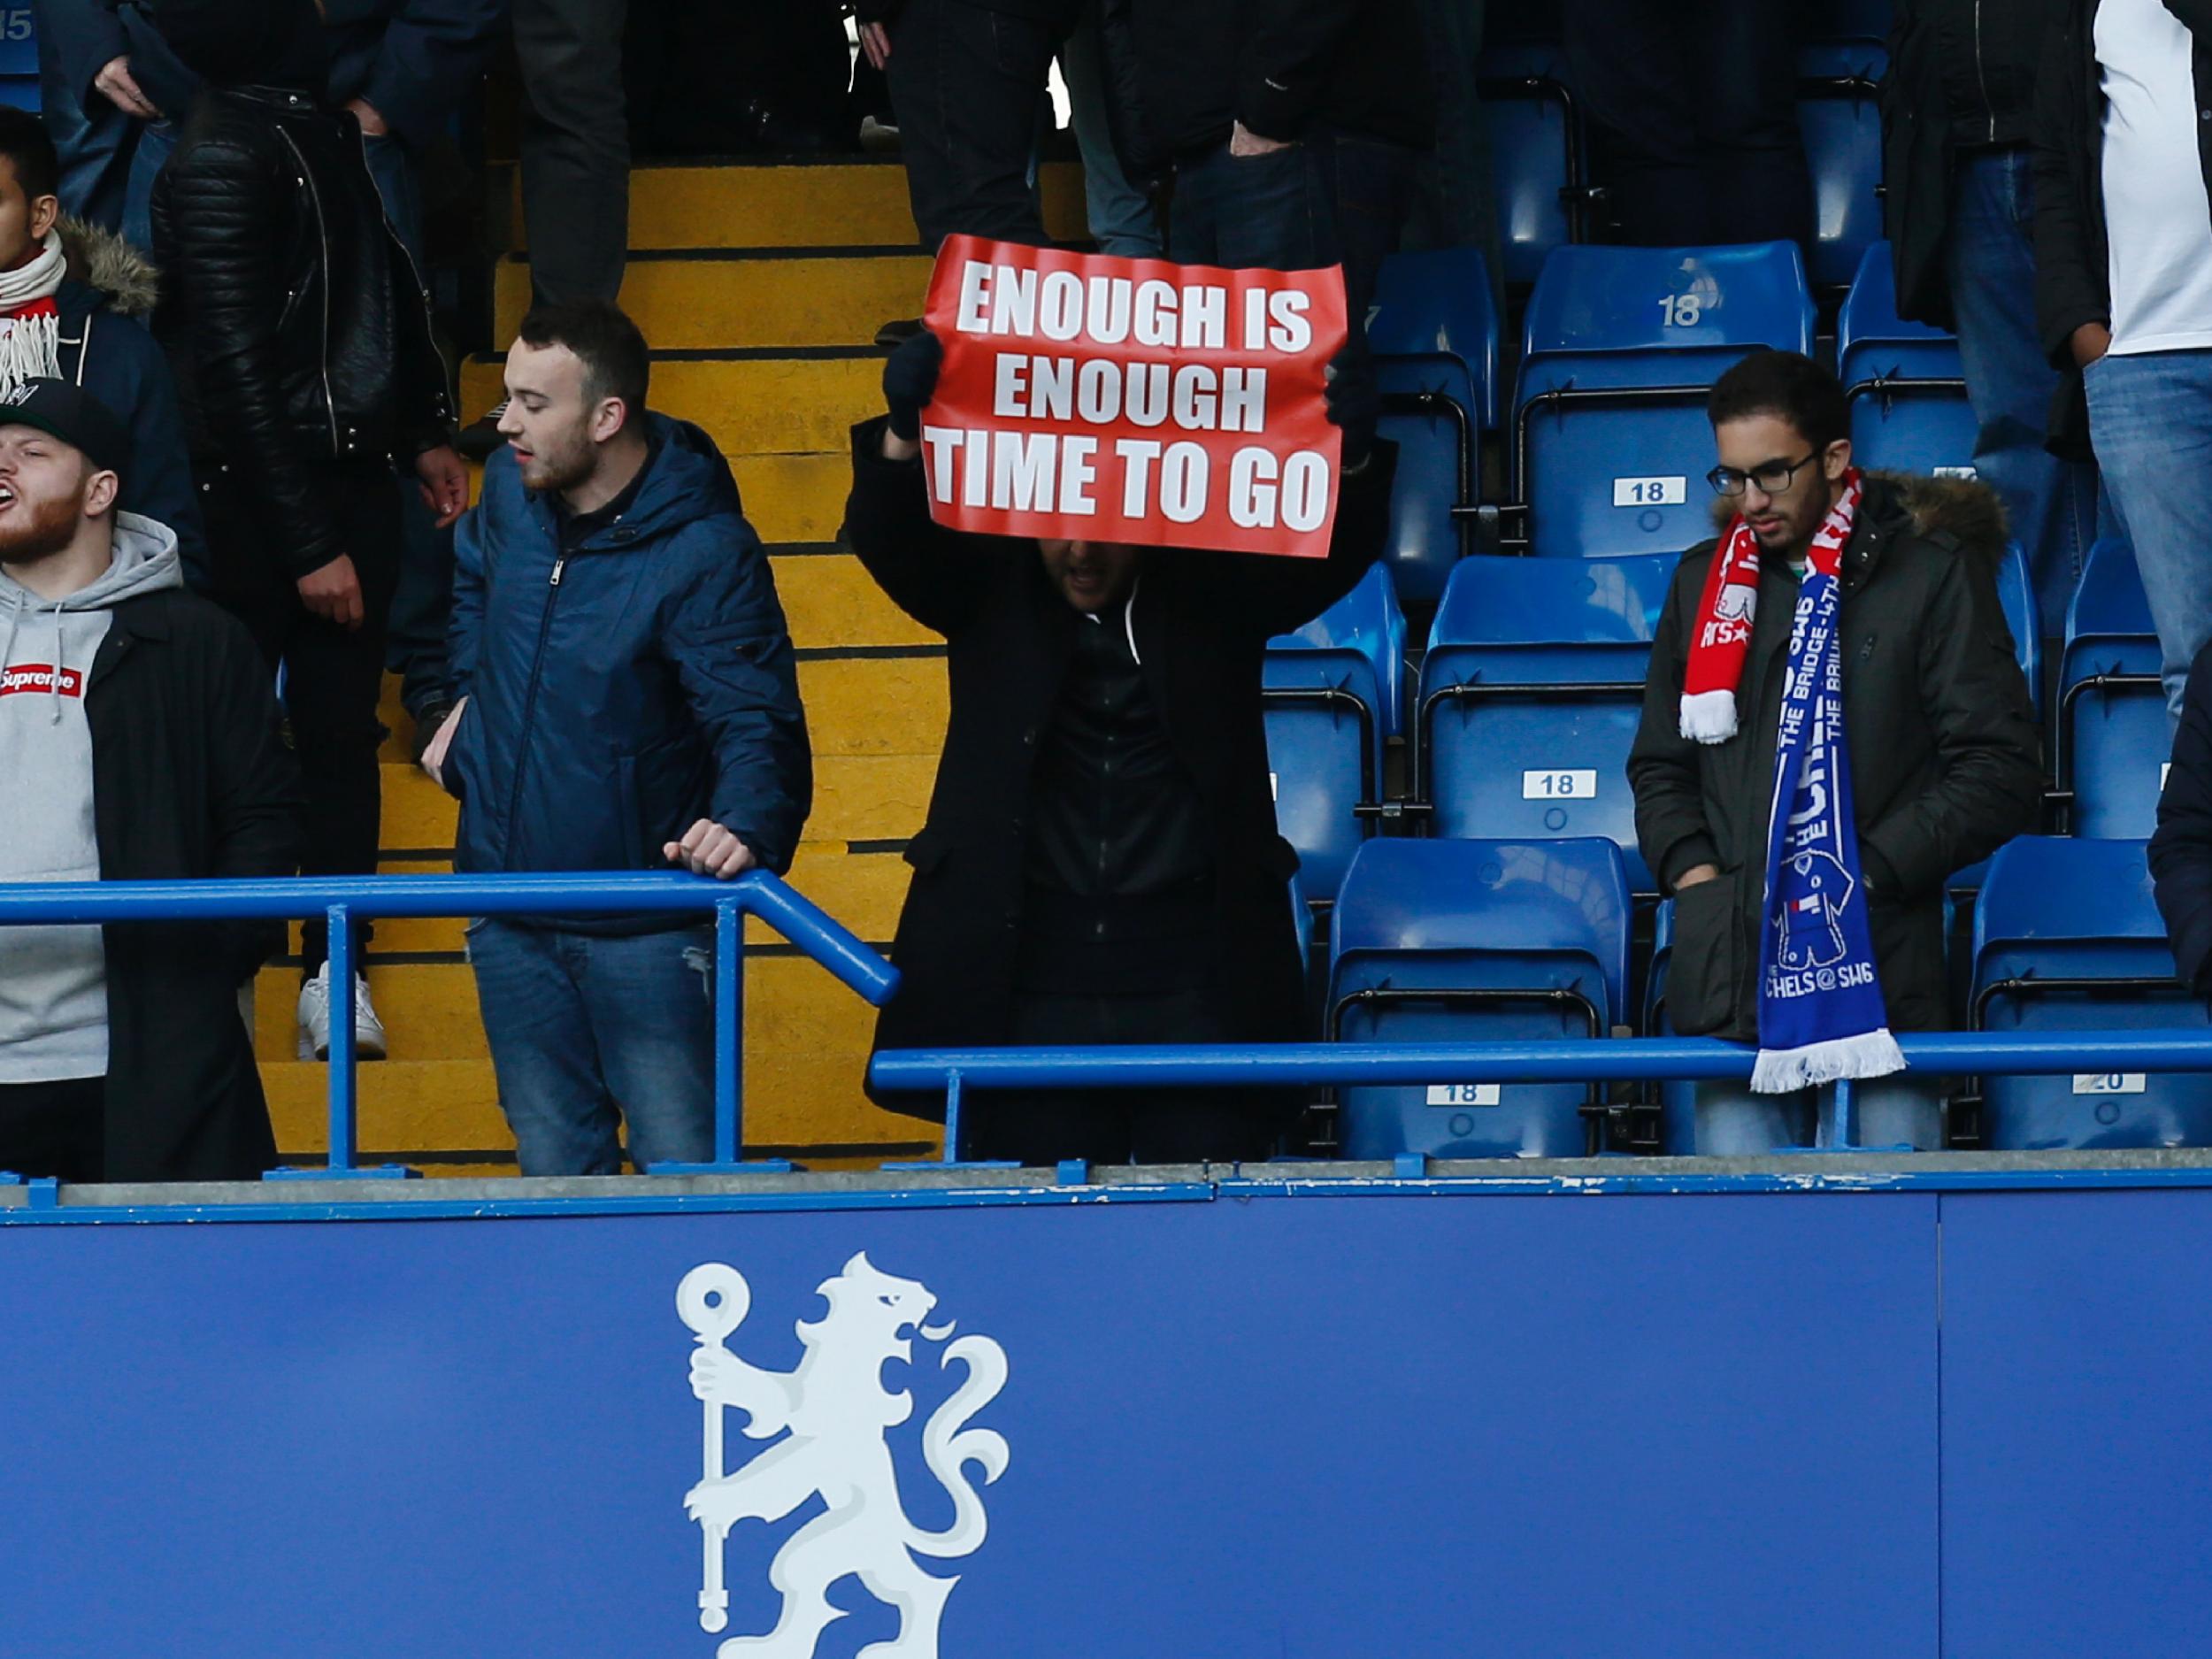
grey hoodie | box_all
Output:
[0,513,182,1081]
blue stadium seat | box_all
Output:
[1264,564,1406,902]
[1514,241,1816,559]
[1970,836,2212,1148]
[1837,242,1976,478]
[1799,43,1887,291]
[1642,899,1699,1153]
[1369,248,1502,602]
[2058,539,2167,839]
[1994,541,2043,725]
[1327,837,1632,1159]
[1477,42,1582,291]
[1417,552,1672,894]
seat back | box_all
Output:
[1970,837,2212,1148]
[1264,565,1406,901]
[1418,553,1673,892]
[1477,43,1578,290]
[2061,539,2167,839]
[1798,43,1888,291]
[1515,242,1816,557]
[1838,242,1977,476]
[1327,838,1631,1158]
[1371,249,1502,602]
[0,4,34,111]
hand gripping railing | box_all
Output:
[0,872,898,1179]
[871,1030,2212,1166]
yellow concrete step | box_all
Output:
[742,453,854,545]
[803,654,947,756]
[500,160,1087,253]
[495,250,937,351]
[253,952,882,1064]
[811,753,934,842]
[775,550,937,649]
[465,353,881,457]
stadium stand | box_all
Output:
[1476,40,1584,291]
[1513,240,1816,558]
[1837,241,1976,480]
[1798,39,1886,293]
[1327,836,1631,1159]
[0,6,31,114]
[1415,552,1671,895]
[2056,538,2168,841]
[1263,563,1407,907]
[1970,837,2212,1149]
[1368,247,1502,602]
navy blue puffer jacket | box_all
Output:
[445,415,811,899]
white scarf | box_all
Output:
[0,229,68,396]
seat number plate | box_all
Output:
[2072,1073,2147,1095]
[1427,1084,1502,1107]
[1613,476,1686,507]
[1523,769,1597,799]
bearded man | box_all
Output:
[420,299,811,1178]
[0,380,298,1183]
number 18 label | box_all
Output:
[1613,476,1686,507]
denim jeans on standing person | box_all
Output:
[36,12,136,233]
[1692,1074,1947,1155]
[1058,0,1160,256]
[2084,349,2212,716]
[1947,148,2101,643]
[468,919,719,1176]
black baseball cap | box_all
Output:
[0,380,129,476]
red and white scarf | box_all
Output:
[1678,469,1863,744]
[0,229,66,399]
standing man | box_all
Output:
[146,0,468,1064]
[2036,0,2212,716]
[1629,351,2040,1155]
[1885,0,2100,648]
[846,330,1390,1167]
[0,381,298,1184]
[423,301,810,1177]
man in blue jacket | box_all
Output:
[424,301,812,1177]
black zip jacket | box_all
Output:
[1883,0,2070,326]
[1102,0,1434,177]
[1629,474,2042,1044]
[87,588,303,1180]
[150,83,454,579]
[2033,0,2212,457]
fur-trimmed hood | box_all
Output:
[56,217,161,319]
[1708,468,2009,565]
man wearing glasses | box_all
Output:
[1628,349,2041,1154]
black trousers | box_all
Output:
[0,1076,104,1182]
[964,984,1286,1168]
[517,0,632,303]
[885,0,1058,251]
[1561,0,1810,250]
[200,461,401,972]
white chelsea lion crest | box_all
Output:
[677,1255,1010,1657]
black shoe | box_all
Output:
[409,700,457,768]
[457,401,509,464]
[874,317,925,348]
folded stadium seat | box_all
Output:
[1263,564,1408,904]
[1513,241,1816,559]
[2057,539,2167,839]
[1970,836,2212,1149]
[1327,836,1632,1159]
[1476,42,1583,292]
[1798,42,1888,293]
[1416,552,1671,895]
[1837,242,1976,479]
[1947,541,2047,899]
[1642,900,1698,1153]
[1368,248,1502,603]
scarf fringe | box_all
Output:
[0,308,61,398]
[1679,688,1739,744]
[1749,1028,1907,1095]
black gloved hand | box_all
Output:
[1323,350,1379,470]
[883,328,944,442]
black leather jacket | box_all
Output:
[151,84,453,577]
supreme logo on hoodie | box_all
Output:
[0,664,83,698]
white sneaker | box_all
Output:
[296,962,389,1062]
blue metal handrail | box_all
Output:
[0,872,898,1179]
[871,1031,2212,1163]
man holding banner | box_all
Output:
[1629,350,2040,1155]
[849,237,1390,1167]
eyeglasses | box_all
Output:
[1706,451,1819,497]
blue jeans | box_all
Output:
[1947,148,2101,643]
[1693,1075,1947,1155]
[1057,0,1160,257]
[2084,349,2212,715]
[466,919,718,1175]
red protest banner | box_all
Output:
[916,234,1349,559]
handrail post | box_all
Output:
[715,897,742,1167]
[326,902,356,1173]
